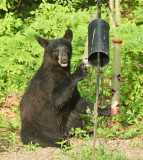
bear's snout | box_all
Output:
[58,49,69,67]
[61,54,68,63]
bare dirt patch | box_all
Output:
[0,92,22,120]
[0,138,143,160]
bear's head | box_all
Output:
[37,29,73,68]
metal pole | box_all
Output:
[97,0,101,19]
[91,52,100,160]
[91,1,101,159]
[91,1,102,159]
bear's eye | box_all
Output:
[65,48,70,54]
[53,49,59,55]
[54,49,59,52]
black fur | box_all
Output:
[20,29,110,147]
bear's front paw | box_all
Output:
[74,63,88,81]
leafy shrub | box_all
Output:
[0,1,91,94]
[0,12,23,36]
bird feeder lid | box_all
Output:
[112,40,123,43]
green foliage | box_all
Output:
[52,0,96,10]
[130,136,143,149]
[24,142,42,151]
[120,122,143,139]
[5,132,20,149]
[57,139,77,152]
[0,1,92,95]
[0,101,21,149]
[0,113,7,142]
[0,33,40,93]
[0,0,18,11]
[131,4,143,24]
[0,12,23,36]
[58,142,129,160]
[27,1,90,38]
[0,112,20,149]
[0,0,41,13]
[69,128,90,139]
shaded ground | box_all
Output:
[0,92,143,160]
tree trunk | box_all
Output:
[115,0,121,22]
[109,0,115,25]
[109,0,114,21]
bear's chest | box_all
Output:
[48,68,70,83]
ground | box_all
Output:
[0,92,143,160]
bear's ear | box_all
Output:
[63,29,73,43]
[37,36,49,48]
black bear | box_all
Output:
[20,29,110,147]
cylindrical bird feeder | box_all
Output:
[111,40,123,114]
[88,19,110,68]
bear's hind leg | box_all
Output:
[66,110,83,134]
[76,98,111,116]
[20,127,64,148]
